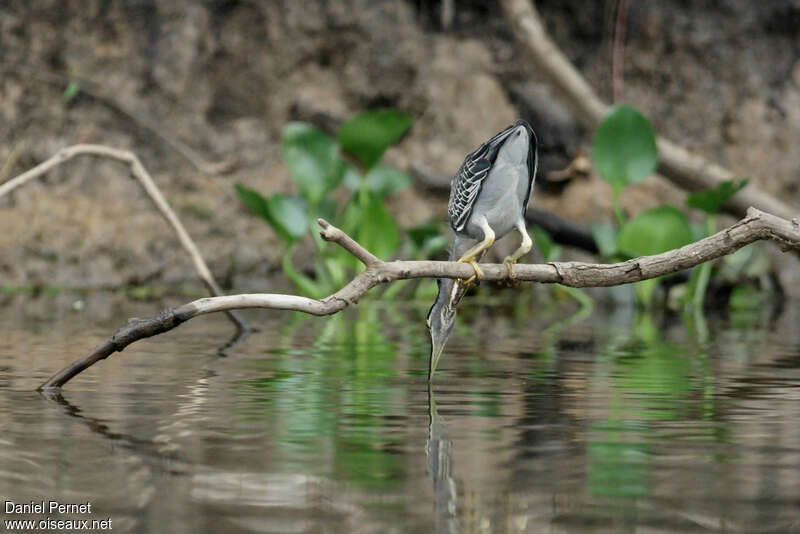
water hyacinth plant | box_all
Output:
[591,105,747,307]
[236,109,446,298]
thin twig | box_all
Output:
[0,144,249,332]
[39,207,800,390]
[500,0,800,221]
[317,218,381,267]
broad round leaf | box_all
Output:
[281,122,344,204]
[267,194,309,242]
[687,179,748,215]
[365,166,411,196]
[235,185,308,244]
[617,205,693,258]
[357,195,400,260]
[593,105,658,189]
[338,109,413,170]
[591,223,620,258]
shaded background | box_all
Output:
[1,0,799,290]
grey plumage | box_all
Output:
[448,120,538,233]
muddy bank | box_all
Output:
[1,1,798,289]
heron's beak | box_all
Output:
[429,335,446,378]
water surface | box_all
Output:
[1,292,799,533]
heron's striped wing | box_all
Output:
[448,154,491,232]
[448,123,518,231]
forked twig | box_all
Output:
[38,207,799,390]
[0,144,248,332]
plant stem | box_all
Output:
[691,215,717,310]
[612,186,626,227]
[281,247,324,299]
[382,278,410,299]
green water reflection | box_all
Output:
[236,309,405,488]
[1,294,799,533]
[587,312,726,503]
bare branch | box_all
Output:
[0,144,248,332]
[318,218,380,266]
[39,208,799,391]
[499,0,800,222]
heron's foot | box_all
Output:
[459,258,484,285]
[503,257,520,288]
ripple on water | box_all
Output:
[2,297,800,532]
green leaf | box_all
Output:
[632,278,659,307]
[236,184,308,244]
[687,179,748,215]
[338,109,413,170]
[357,195,400,260]
[342,165,362,191]
[532,226,560,262]
[281,122,344,204]
[407,221,442,249]
[617,205,693,258]
[317,194,339,222]
[593,105,658,189]
[591,223,620,258]
[235,183,271,221]
[407,221,448,259]
[333,202,368,272]
[268,194,309,242]
[421,235,448,257]
[63,81,80,103]
[365,166,411,196]
[689,221,708,241]
[617,205,693,307]
[281,253,324,298]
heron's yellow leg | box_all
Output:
[503,220,533,280]
[457,218,495,284]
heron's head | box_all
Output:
[427,278,463,376]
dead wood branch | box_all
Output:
[500,0,799,221]
[39,207,799,391]
[0,144,248,332]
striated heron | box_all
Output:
[427,119,538,376]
